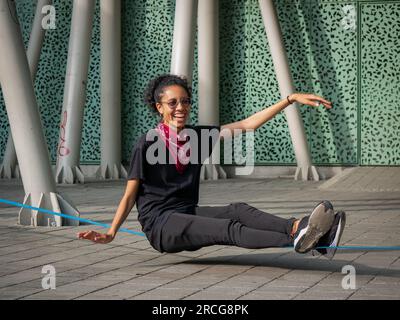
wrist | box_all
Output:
[287,93,297,104]
[107,230,116,238]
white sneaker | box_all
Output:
[293,201,335,254]
[314,211,346,259]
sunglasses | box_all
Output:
[160,97,191,109]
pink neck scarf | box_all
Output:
[155,122,191,174]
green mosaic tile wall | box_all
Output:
[0,0,399,166]
[360,2,400,165]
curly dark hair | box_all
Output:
[143,74,192,116]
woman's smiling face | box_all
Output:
[156,85,191,131]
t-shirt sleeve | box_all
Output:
[127,136,146,181]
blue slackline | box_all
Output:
[1,197,400,251]
[0,198,145,237]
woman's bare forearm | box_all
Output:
[220,93,331,139]
[107,196,135,237]
[107,180,140,238]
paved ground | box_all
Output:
[319,167,400,192]
[0,174,399,300]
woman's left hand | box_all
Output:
[290,93,332,109]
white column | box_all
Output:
[258,0,319,181]
[0,137,19,179]
[0,0,51,179]
[0,0,79,226]
[55,0,95,184]
[170,0,197,80]
[198,0,226,180]
[96,0,127,179]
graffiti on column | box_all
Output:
[57,111,70,157]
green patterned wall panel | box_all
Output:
[219,0,248,164]
[0,0,102,163]
[220,0,311,164]
[246,0,296,164]
[0,0,34,163]
[360,2,400,165]
[308,1,358,164]
[121,1,175,162]
[1,0,399,167]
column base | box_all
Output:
[18,192,80,226]
[95,163,127,180]
[294,165,320,181]
[0,163,20,179]
[55,165,85,184]
[200,163,227,180]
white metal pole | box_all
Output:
[96,0,126,179]
[170,0,197,81]
[258,0,319,181]
[27,0,51,79]
[0,0,51,179]
[0,0,80,226]
[198,0,226,180]
[55,0,95,184]
[0,137,19,179]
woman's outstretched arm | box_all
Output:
[77,179,140,244]
[220,93,332,139]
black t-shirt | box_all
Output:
[127,124,221,252]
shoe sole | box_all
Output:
[325,211,346,260]
[295,201,335,253]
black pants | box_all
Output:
[160,202,296,253]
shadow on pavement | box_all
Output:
[182,253,400,278]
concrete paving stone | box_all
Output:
[388,260,400,269]
[0,266,45,287]
[0,264,26,276]
[1,177,400,299]
[0,237,48,248]
[79,280,148,297]
[348,294,400,300]
[0,246,64,264]
[0,250,144,288]
[184,287,254,300]
[329,251,366,261]
[355,284,400,297]
[77,291,145,300]
[317,273,374,288]
[20,291,78,300]
[238,291,298,300]
[159,266,258,293]
[294,291,353,300]
[21,244,103,261]
[0,235,72,250]
[0,239,79,255]
[0,255,88,276]
[123,242,153,250]
[0,285,43,300]
[353,256,399,268]
[163,269,275,292]
[255,278,309,292]
[126,287,196,300]
[77,273,134,283]
[280,270,330,283]
[22,280,118,299]
[370,275,400,284]
[121,269,207,291]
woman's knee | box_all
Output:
[230,202,251,213]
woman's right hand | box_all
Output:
[77,230,114,244]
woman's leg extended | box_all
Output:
[160,212,293,253]
[194,202,296,235]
